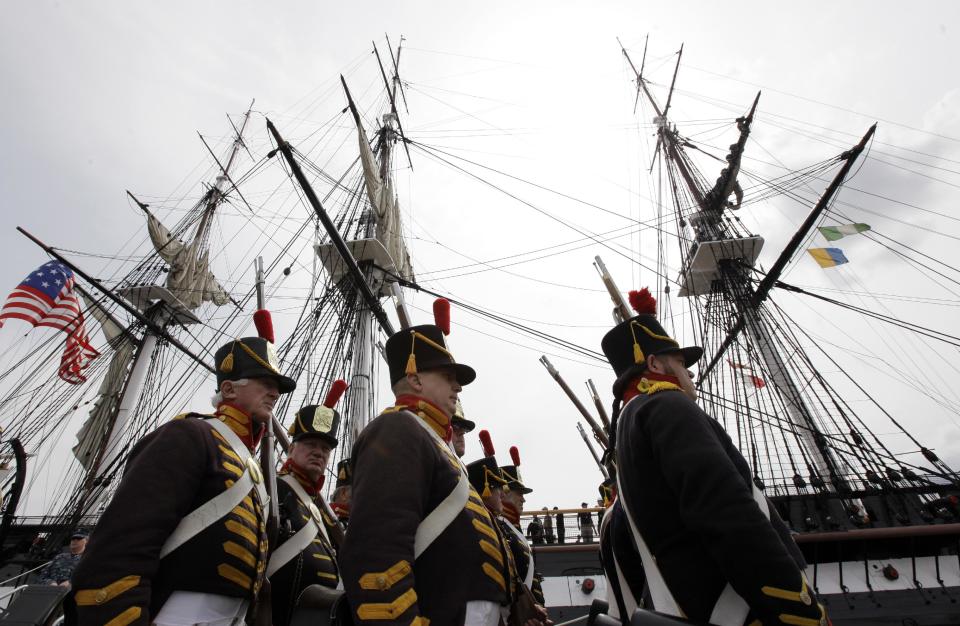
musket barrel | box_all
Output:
[586,379,611,430]
[539,356,610,448]
[593,256,631,322]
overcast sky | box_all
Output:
[2,1,960,514]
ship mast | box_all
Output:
[86,103,255,503]
[621,42,874,491]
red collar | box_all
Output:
[215,403,266,451]
[280,459,325,496]
[621,371,680,403]
[394,394,452,442]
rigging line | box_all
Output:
[773,300,960,446]
[679,85,960,167]
[772,280,960,348]
[826,209,960,290]
[416,223,638,276]
[407,138,684,235]
[407,142,676,285]
[385,269,607,362]
[682,63,960,144]
[420,228,653,285]
[405,302,606,370]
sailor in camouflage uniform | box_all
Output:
[71,334,295,626]
[340,299,515,626]
[599,288,828,626]
[268,380,348,626]
[38,528,88,587]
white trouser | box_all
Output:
[464,600,501,626]
[152,591,248,626]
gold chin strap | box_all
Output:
[405,330,454,376]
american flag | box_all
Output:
[0,260,99,383]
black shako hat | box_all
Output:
[335,458,352,489]
[214,336,296,393]
[500,446,533,494]
[383,298,476,386]
[467,457,508,497]
[451,400,476,432]
[601,288,702,394]
[288,379,348,447]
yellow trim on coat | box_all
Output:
[74,575,141,606]
[218,563,252,589]
[226,519,258,546]
[359,560,412,591]
[481,562,506,590]
[104,607,141,626]
[472,518,498,541]
[355,588,418,621]
[218,445,241,463]
[478,539,504,566]
[223,541,257,568]
[222,461,244,477]
[232,504,258,526]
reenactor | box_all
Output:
[330,458,352,527]
[71,331,294,626]
[599,288,828,625]
[498,447,546,606]
[268,380,348,626]
[450,400,476,459]
[340,299,517,625]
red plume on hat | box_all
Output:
[323,379,349,408]
[478,429,496,458]
[509,446,521,467]
[253,309,275,344]
[628,288,656,316]
[433,298,451,336]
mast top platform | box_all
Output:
[315,238,398,298]
[677,236,765,297]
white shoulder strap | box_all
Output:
[404,411,470,558]
[266,475,328,577]
[504,520,535,589]
[617,446,771,625]
[160,418,267,558]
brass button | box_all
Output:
[376,575,387,590]
[94,590,108,604]
[246,458,262,484]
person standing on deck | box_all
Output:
[553,507,565,545]
[599,288,828,625]
[71,334,295,626]
[577,503,595,543]
[268,380,348,626]
[38,529,87,587]
[340,299,515,626]
[541,507,555,545]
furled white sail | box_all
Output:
[146,212,230,309]
[72,294,135,470]
[354,117,414,280]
